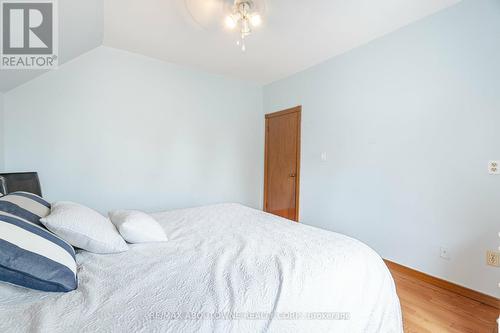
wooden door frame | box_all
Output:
[263,105,302,222]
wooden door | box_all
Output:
[264,106,301,222]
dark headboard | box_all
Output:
[0,172,42,197]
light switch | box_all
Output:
[321,152,327,162]
[489,161,500,175]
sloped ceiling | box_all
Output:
[0,0,103,92]
[103,0,461,84]
[1,0,461,91]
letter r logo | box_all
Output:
[2,2,53,54]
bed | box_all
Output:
[0,203,402,332]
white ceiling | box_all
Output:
[1,0,461,92]
[0,0,103,92]
[103,0,461,84]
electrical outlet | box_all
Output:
[489,161,500,175]
[486,250,500,267]
[440,247,450,260]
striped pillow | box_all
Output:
[0,191,50,225]
[0,193,77,292]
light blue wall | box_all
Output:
[264,0,500,297]
[0,93,3,171]
[4,47,264,213]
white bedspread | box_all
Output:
[0,204,402,333]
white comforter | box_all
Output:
[0,204,402,333]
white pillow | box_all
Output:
[108,210,168,243]
[40,202,128,254]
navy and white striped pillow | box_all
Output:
[0,191,51,225]
[0,193,77,292]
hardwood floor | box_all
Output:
[388,267,499,333]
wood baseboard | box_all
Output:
[384,259,500,310]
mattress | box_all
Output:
[0,203,403,332]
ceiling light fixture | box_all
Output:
[224,0,262,51]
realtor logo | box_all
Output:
[1,0,58,69]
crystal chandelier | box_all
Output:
[224,0,262,51]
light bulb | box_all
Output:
[250,14,262,27]
[225,15,237,29]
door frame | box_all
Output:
[263,105,302,222]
